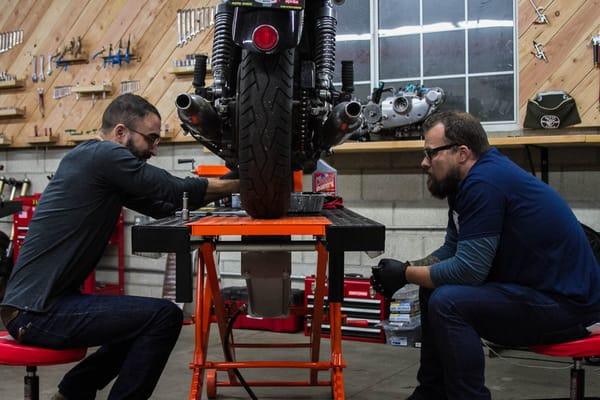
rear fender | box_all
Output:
[232,7,303,53]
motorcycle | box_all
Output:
[176,0,362,219]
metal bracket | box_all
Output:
[528,0,549,24]
[532,41,548,63]
[525,144,549,184]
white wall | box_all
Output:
[1,143,599,298]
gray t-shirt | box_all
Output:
[2,140,208,312]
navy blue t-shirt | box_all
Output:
[2,140,208,312]
[447,147,600,309]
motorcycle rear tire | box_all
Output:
[238,49,294,219]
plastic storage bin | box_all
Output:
[382,320,422,347]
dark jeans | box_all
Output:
[413,283,599,400]
[5,293,183,400]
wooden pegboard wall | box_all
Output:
[518,0,600,127]
[0,0,219,148]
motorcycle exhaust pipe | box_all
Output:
[321,101,363,148]
[175,93,220,142]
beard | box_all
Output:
[427,167,461,199]
[126,137,152,160]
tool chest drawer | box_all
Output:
[304,275,389,343]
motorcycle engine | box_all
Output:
[362,85,445,138]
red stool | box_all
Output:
[0,331,87,400]
[530,332,600,400]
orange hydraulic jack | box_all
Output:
[186,215,347,399]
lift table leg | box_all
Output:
[310,241,329,384]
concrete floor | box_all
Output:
[2,324,600,400]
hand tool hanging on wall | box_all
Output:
[125,35,131,63]
[593,34,600,111]
[532,41,548,62]
[92,46,105,60]
[176,7,215,48]
[120,80,140,94]
[53,85,72,99]
[53,36,84,71]
[31,55,37,82]
[38,55,45,82]
[95,36,137,68]
[37,88,45,117]
[176,9,184,47]
[528,0,549,24]
[0,72,17,81]
[46,54,52,76]
[0,29,23,53]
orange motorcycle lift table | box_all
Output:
[131,208,385,399]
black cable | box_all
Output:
[224,304,258,400]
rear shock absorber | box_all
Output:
[314,1,337,92]
[211,4,234,97]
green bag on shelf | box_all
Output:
[524,91,581,129]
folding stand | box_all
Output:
[186,215,346,399]
[131,208,385,400]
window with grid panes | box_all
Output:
[334,0,516,124]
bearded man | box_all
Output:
[371,111,600,400]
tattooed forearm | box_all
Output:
[409,254,440,266]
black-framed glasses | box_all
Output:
[423,143,458,160]
[125,124,161,146]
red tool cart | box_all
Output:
[82,210,125,295]
[305,274,389,343]
[12,194,41,263]
[13,196,125,296]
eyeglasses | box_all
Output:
[125,124,161,146]
[423,143,458,160]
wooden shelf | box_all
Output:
[0,107,25,117]
[333,135,600,154]
[0,136,12,146]
[68,133,98,142]
[26,135,58,144]
[0,79,25,89]
[72,83,112,95]
[585,135,600,144]
[169,66,212,76]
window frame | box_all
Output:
[334,0,519,131]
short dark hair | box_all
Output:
[101,94,161,133]
[423,111,489,157]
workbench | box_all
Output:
[132,208,385,400]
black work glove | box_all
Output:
[370,258,410,298]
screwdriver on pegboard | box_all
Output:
[593,34,600,110]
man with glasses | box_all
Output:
[371,111,600,399]
[0,94,239,400]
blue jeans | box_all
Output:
[414,283,599,400]
[5,293,183,400]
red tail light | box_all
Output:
[252,25,279,52]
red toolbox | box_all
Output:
[12,194,42,263]
[304,274,389,343]
[221,286,304,333]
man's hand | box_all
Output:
[371,258,410,298]
[204,178,240,203]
